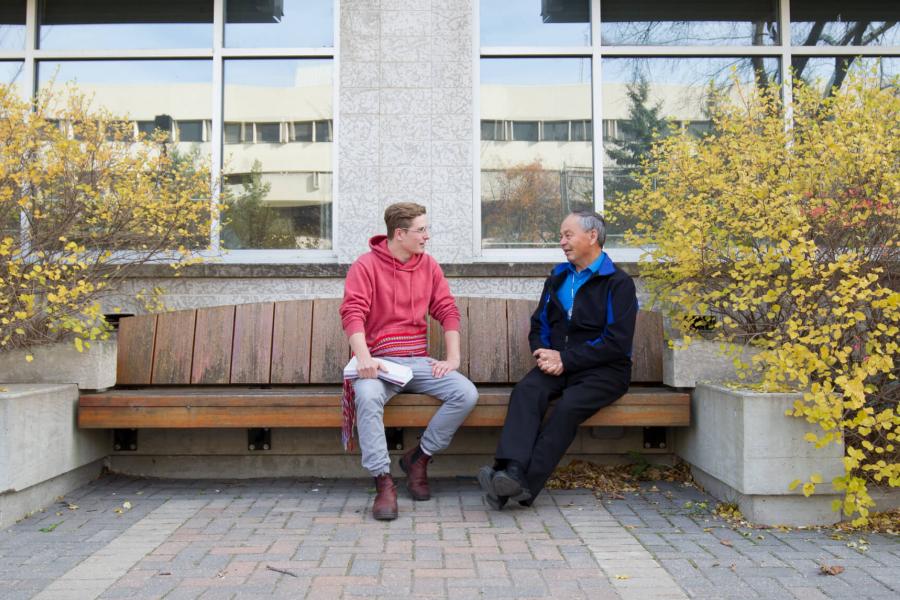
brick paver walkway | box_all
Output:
[0,475,896,599]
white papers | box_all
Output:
[343,356,414,386]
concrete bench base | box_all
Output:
[676,383,845,526]
[0,384,110,529]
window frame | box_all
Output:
[473,0,900,263]
[7,0,338,263]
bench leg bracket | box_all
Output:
[248,428,271,451]
[113,429,138,451]
[642,427,667,450]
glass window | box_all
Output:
[39,0,213,50]
[223,59,333,250]
[224,122,243,144]
[791,1,900,46]
[572,119,592,141]
[177,120,204,142]
[314,120,332,143]
[225,0,333,48]
[481,0,590,46]
[256,122,281,143]
[291,121,313,142]
[481,58,593,249]
[601,57,780,247]
[1,62,24,86]
[601,0,778,46]
[512,121,539,141]
[792,56,899,96]
[38,62,212,145]
[543,121,570,141]
[0,2,26,50]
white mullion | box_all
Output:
[210,0,224,254]
[329,0,339,254]
[31,48,214,60]
[480,46,592,57]
[591,0,602,216]
[789,45,900,56]
[780,0,794,134]
[472,0,483,259]
[598,45,784,57]
[219,47,336,58]
[19,0,38,256]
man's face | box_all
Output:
[559,214,597,266]
[397,214,430,255]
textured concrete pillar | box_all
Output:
[337,0,475,263]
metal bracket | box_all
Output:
[113,429,138,451]
[247,428,271,451]
[385,427,404,451]
[642,427,667,450]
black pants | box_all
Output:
[495,365,630,499]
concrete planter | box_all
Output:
[676,383,844,526]
[0,384,109,529]
[663,338,761,388]
[0,339,116,391]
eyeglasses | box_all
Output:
[401,226,430,235]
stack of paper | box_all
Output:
[343,356,414,386]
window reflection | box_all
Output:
[481,0,590,46]
[39,0,213,50]
[37,60,212,152]
[793,56,899,96]
[1,62,24,86]
[601,57,780,246]
[222,59,333,250]
[790,1,900,46]
[225,0,333,48]
[0,2,26,50]
[601,0,778,46]
[480,58,593,249]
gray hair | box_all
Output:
[570,211,607,247]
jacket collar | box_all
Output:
[551,251,615,278]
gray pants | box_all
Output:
[353,357,478,476]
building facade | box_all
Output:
[1,0,898,310]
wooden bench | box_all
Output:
[78,298,689,437]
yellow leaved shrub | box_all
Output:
[0,84,213,355]
[616,70,899,525]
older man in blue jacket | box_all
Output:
[478,211,638,509]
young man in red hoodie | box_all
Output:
[340,202,477,520]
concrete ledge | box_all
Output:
[1,384,110,494]
[663,339,761,388]
[676,383,844,526]
[0,459,106,530]
[689,464,841,526]
[0,341,117,391]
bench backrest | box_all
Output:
[115,298,663,385]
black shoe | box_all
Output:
[492,462,531,503]
[477,466,508,510]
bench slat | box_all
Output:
[632,310,664,383]
[271,300,313,384]
[152,310,196,384]
[116,314,157,385]
[192,305,235,384]
[468,298,509,382]
[78,388,689,428]
[309,298,349,384]
[231,302,274,383]
[507,299,538,382]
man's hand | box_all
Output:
[357,356,386,379]
[428,356,460,379]
[533,348,564,376]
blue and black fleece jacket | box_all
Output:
[529,253,638,376]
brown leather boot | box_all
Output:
[372,473,398,521]
[399,445,431,501]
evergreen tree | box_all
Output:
[606,76,671,169]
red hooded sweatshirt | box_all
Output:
[340,235,461,348]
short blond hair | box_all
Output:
[384,202,427,239]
